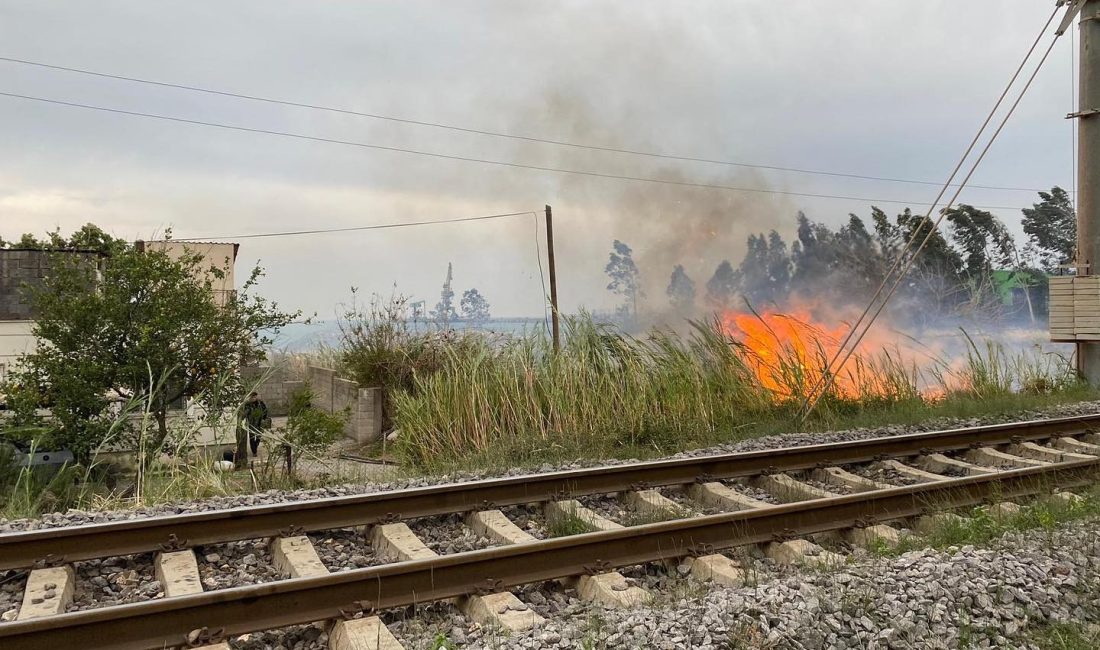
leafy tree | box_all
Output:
[431,262,458,324]
[895,208,963,278]
[705,260,739,310]
[666,265,696,312]
[945,205,1016,279]
[1,224,121,254]
[738,230,792,307]
[4,238,297,463]
[605,240,642,317]
[460,288,491,323]
[1022,186,1075,272]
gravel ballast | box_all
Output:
[395,519,1100,650]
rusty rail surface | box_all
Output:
[1,458,1096,650]
[0,413,1097,570]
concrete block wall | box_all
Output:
[0,250,104,320]
[306,365,382,444]
[0,250,50,320]
[240,365,303,416]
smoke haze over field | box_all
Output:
[0,1,1076,317]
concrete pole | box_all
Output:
[545,205,561,352]
[1079,2,1100,384]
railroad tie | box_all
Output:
[15,565,74,620]
[919,453,993,477]
[1008,441,1095,463]
[763,539,845,568]
[964,447,1046,469]
[872,459,948,483]
[154,550,204,598]
[624,489,690,519]
[543,500,623,531]
[466,510,537,546]
[912,511,966,535]
[804,469,902,548]
[811,467,893,492]
[270,535,405,650]
[329,617,405,650]
[691,480,860,576]
[688,482,771,511]
[542,501,651,608]
[271,536,329,578]
[371,520,543,632]
[1053,436,1100,455]
[752,474,838,503]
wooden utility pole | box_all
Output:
[1074,1,1100,383]
[545,205,561,352]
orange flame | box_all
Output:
[719,309,864,399]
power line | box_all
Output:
[800,8,1064,420]
[0,90,1042,212]
[172,210,536,241]
[0,54,1051,194]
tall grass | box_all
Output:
[390,314,1087,470]
[392,317,774,466]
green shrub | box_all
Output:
[337,290,484,430]
[284,385,347,457]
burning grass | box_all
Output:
[389,312,1091,470]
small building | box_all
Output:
[0,249,109,382]
[140,240,239,305]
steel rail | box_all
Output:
[0,413,1097,570]
[1,459,1096,650]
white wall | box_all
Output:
[0,320,34,382]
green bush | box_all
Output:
[283,385,347,457]
[337,290,484,430]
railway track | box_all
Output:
[1,414,1100,650]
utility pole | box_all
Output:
[545,205,561,352]
[1074,1,1100,383]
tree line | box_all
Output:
[606,187,1075,325]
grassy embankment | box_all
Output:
[372,315,1095,472]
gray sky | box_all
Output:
[0,1,1078,318]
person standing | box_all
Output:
[236,391,271,468]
